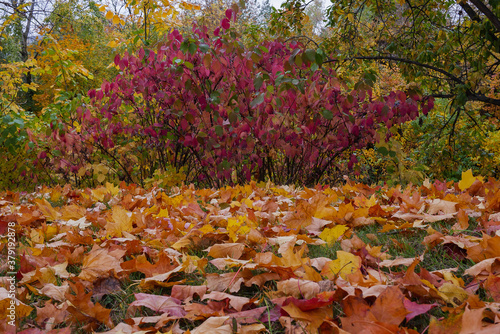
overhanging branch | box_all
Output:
[324,55,464,84]
[468,0,500,34]
[324,55,500,107]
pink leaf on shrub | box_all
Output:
[221,18,230,30]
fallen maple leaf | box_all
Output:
[65,280,114,330]
[127,293,186,317]
[105,205,133,237]
[206,243,246,259]
[321,250,361,280]
[319,225,348,245]
[79,244,124,281]
[190,316,232,334]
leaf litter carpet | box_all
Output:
[1,171,500,333]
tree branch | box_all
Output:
[459,1,481,22]
[468,92,500,106]
[468,0,500,33]
[324,55,464,84]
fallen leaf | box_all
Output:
[319,225,348,245]
[190,316,232,334]
[207,243,245,259]
[127,293,185,316]
[321,251,361,280]
[79,245,124,281]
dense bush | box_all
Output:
[43,10,433,187]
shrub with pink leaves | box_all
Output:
[49,12,433,187]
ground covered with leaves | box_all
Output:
[1,171,500,333]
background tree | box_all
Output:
[270,0,500,182]
[324,0,500,110]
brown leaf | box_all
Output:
[427,199,458,215]
[79,245,124,281]
[281,302,332,334]
[484,274,500,302]
[122,252,179,277]
[277,279,320,299]
[92,277,121,301]
[127,293,185,317]
[206,272,246,293]
[202,291,253,312]
[467,235,500,262]
[35,300,69,327]
[464,257,500,278]
[207,243,245,259]
[171,285,207,302]
[190,316,232,334]
[65,280,113,330]
[370,286,408,326]
[39,283,69,302]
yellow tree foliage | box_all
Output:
[99,0,200,46]
[0,59,40,114]
[32,30,94,108]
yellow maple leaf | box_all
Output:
[199,224,215,234]
[321,251,361,280]
[34,198,61,221]
[105,182,120,196]
[319,225,348,245]
[226,216,251,242]
[155,208,169,218]
[458,169,483,191]
[106,206,133,237]
[458,169,475,190]
[438,283,469,306]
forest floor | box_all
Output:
[1,171,500,333]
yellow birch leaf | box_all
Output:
[97,173,106,183]
[105,11,114,20]
[112,15,120,25]
[77,167,87,177]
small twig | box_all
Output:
[224,264,243,293]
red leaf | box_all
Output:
[403,299,437,321]
[221,18,230,30]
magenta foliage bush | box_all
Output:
[67,9,433,187]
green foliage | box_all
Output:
[353,99,499,186]
[144,167,187,189]
[323,0,500,110]
[406,102,497,181]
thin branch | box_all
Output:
[325,55,464,84]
